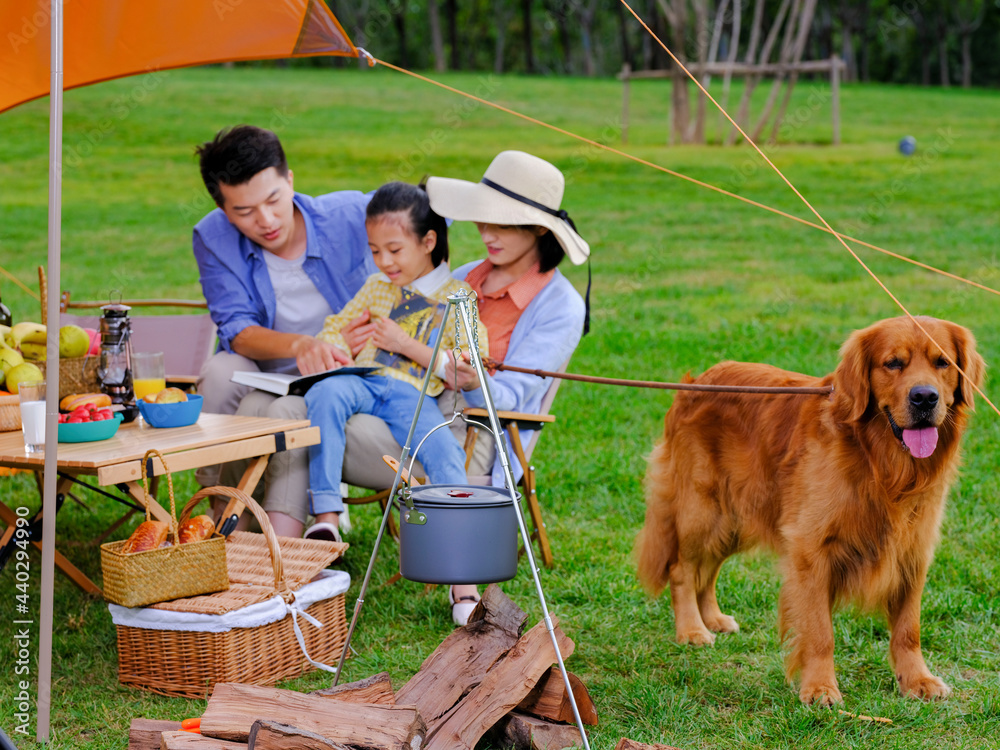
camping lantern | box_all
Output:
[98,303,139,423]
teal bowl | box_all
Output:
[137,393,203,428]
[58,413,124,443]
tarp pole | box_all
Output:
[38,0,64,741]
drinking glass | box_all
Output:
[19,380,46,454]
[132,351,166,401]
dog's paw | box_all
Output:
[677,628,716,646]
[799,682,843,707]
[704,613,740,634]
[900,674,952,701]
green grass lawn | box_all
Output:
[1,68,999,749]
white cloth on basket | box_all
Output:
[108,569,350,633]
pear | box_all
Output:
[6,362,43,395]
[59,325,90,358]
[0,346,23,374]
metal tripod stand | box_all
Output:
[332,289,590,749]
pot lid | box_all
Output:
[405,484,519,508]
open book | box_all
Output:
[230,366,378,397]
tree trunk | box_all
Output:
[393,0,408,70]
[750,0,801,143]
[730,0,766,144]
[522,0,535,74]
[688,0,710,143]
[960,33,972,88]
[717,0,742,144]
[447,0,459,70]
[617,0,634,70]
[768,0,819,143]
[656,0,691,144]
[580,1,599,77]
[427,0,446,72]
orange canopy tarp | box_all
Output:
[0,0,357,113]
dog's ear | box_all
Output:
[833,327,873,422]
[949,322,986,409]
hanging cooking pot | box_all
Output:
[396,484,520,584]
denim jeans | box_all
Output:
[304,374,468,515]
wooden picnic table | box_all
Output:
[0,413,319,594]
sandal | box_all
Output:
[303,522,342,544]
[449,586,481,627]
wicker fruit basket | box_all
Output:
[100,449,229,608]
[0,392,19,432]
[109,485,349,700]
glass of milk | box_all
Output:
[18,380,46,454]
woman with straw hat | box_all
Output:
[426,150,590,624]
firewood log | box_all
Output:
[517,668,598,726]
[129,719,182,750]
[159,731,247,749]
[494,711,588,750]
[614,739,684,750]
[312,671,395,705]
[246,720,353,749]
[396,584,527,725]
[424,616,575,750]
[200,683,425,750]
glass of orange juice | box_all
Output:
[132,351,166,401]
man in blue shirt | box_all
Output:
[192,125,375,494]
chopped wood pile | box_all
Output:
[128,585,601,750]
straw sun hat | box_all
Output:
[425,151,590,265]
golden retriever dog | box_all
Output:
[636,316,985,705]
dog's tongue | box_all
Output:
[902,426,938,458]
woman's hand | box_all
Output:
[371,317,411,355]
[442,351,481,391]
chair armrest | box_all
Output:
[462,407,555,431]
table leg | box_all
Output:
[0,495,102,596]
[218,454,269,524]
[121,482,174,526]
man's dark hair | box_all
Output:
[195,125,288,206]
[366,181,450,267]
[536,228,565,272]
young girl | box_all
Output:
[302,182,487,557]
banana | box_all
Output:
[7,321,47,348]
[19,341,47,361]
[0,324,10,339]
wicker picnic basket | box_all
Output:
[0,392,19,432]
[111,485,349,700]
[37,356,101,400]
[100,449,229,608]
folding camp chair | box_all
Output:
[343,362,566,568]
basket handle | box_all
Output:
[140,448,179,546]
[186,486,290,601]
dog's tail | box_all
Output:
[635,439,679,596]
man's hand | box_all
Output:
[371,317,411,355]
[292,336,352,375]
[442,350,481,391]
[341,309,376,357]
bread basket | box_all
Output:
[100,448,229,608]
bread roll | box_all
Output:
[178,514,216,544]
[153,387,188,404]
[60,392,112,411]
[121,520,169,553]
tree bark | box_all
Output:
[246,720,351,750]
[656,0,691,144]
[427,0,446,72]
